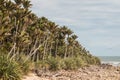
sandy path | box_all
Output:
[22,73,45,80]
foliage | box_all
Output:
[0,0,101,77]
[17,54,32,75]
[35,56,88,71]
[63,58,78,70]
[0,0,100,64]
[73,57,85,68]
[0,54,22,80]
[46,57,60,71]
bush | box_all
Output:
[0,54,22,80]
[81,55,101,65]
[63,58,77,70]
[35,56,88,71]
[35,60,49,70]
[17,55,32,75]
[59,59,66,69]
[32,56,101,71]
[93,56,101,65]
[46,57,60,71]
[73,57,85,68]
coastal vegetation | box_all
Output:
[0,0,100,79]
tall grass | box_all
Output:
[0,53,33,80]
[0,52,101,79]
[35,56,93,71]
[0,54,22,80]
[17,54,33,75]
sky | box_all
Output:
[31,0,120,56]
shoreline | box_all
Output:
[101,61,120,66]
[22,64,120,80]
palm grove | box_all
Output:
[0,0,100,79]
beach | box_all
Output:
[99,56,120,66]
[22,64,120,80]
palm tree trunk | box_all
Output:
[71,47,74,57]
[24,44,42,63]
[64,44,67,58]
[50,42,52,56]
[7,43,16,58]
[43,39,47,60]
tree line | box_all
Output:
[0,0,100,65]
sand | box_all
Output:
[22,64,120,80]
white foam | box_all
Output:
[101,61,120,66]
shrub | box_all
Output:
[35,60,49,70]
[73,57,85,68]
[32,56,101,71]
[17,55,32,75]
[59,59,66,69]
[46,57,60,71]
[0,54,22,80]
[63,58,77,70]
[81,55,101,65]
[93,56,101,65]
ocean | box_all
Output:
[98,56,120,66]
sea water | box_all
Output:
[98,56,120,66]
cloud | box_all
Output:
[31,0,58,9]
[31,0,120,56]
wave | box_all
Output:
[101,61,120,66]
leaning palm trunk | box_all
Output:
[10,48,19,61]
[29,38,38,56]
[7,43,16,59]
[50,43,52,55]
[71,46,74,57]
[24,44,42,63]
[43,38,47,60]
[24,36,48,63]
[64,44,67,58]
[55,40,58,57]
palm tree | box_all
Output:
[0,0,101,66]
[14,0,22,5]
[70,34,78,57]
[63,26,73,58]
[22,0,32,9]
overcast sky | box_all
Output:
[31,0,120,56]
